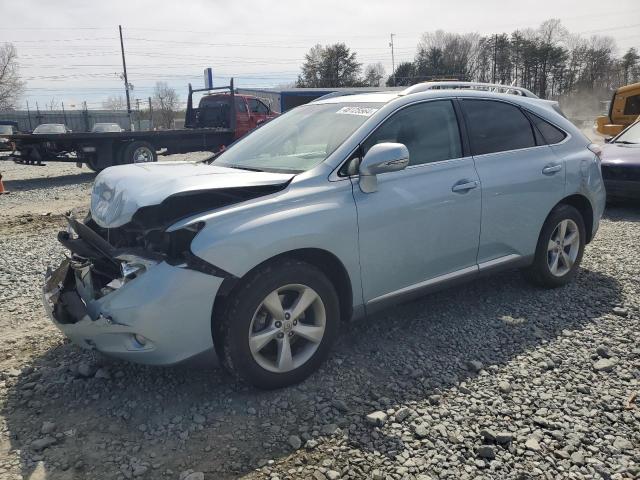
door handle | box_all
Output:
[542,164,562,175]
[451,180,479,193]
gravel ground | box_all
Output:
[0,157,638,480]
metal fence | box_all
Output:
[0,109,133,132]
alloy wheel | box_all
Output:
[547,219,580,277]
[133,146,153,163]
[248,284,326,373]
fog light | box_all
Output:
[133,334,147,347]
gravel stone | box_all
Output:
[525,436,541,451]
[593,358,617,372]
[288,435,302,450]
[498,380,512,393]
[476,445,496,459]
[365,411,387,426]
[467,360,484,372]
[613,437,633,451]
[495,432,513,445]
[31,436,56,451]
[40,421,56,434]
[570,451,585,466]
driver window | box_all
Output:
[362,100,462,166]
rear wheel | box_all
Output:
[216,259,340,389]
[121,141,157,165]
[524,204,585,288]
[85,156,102,172]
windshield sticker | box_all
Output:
[336,106,379,117]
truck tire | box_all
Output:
[121,141,157,165]
[86,157,102,173]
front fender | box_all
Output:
[189,180,362,303]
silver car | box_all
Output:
[43,82,606,389]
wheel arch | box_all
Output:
[556,194,594,243]
[211,248,354,348]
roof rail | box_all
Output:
[401,81,538,98]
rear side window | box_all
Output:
[363,100,462,166]
[235,98,247,113]
[249,98,269,114]
[527,112,567,145]
[623,94,640,116]
[462,100,535,155]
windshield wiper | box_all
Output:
[613,140,637,145]
[221,164,265,172]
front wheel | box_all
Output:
[216,259,340,389]
[523,204,586,288]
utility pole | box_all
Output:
[148,97,153,130]
[119,25,132,127]
[26,100,32,130]
[61,101,68,126]
[135,98,141,131]
[389,33,396,86]
[492,33,498,84]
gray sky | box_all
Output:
[2,0,640,109]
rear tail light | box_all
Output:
[588,143,602,172]
[587,143,602,159]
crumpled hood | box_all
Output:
[91,161,295,228]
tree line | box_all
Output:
[297,19,640,102]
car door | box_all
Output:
[460,99,566,267]
[352,99,482,306]
[234,97,252,138]
[248,98,271,127]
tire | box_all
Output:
[86,156,102,173]
[121,141,157,165]
[524,204,586,288]
[216,259,340,389]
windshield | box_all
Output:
[92,123,121,132]
[615,122,640,144]
[0,126,13,135]
[214,102,382,173]
[34,124,66,134]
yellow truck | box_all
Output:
[596,82,640,137]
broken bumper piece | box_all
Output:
[43,258,223,365]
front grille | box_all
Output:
[602,165,640,182]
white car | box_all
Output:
[91,123,124,133]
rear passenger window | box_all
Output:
[363,100,462,166]
[527,112,567,145]
[462,100,535,155]
[623,94,640,116]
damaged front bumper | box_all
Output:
[43,217,226,365]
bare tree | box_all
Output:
[364,63,386,86]
[47,98,59,111]
[0,43,25,110]
[152,82,179,129]
[102,95,127,110]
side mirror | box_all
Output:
[359,142,409,193]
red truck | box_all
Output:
[8,79,278,171]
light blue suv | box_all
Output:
[44,82,606,388]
